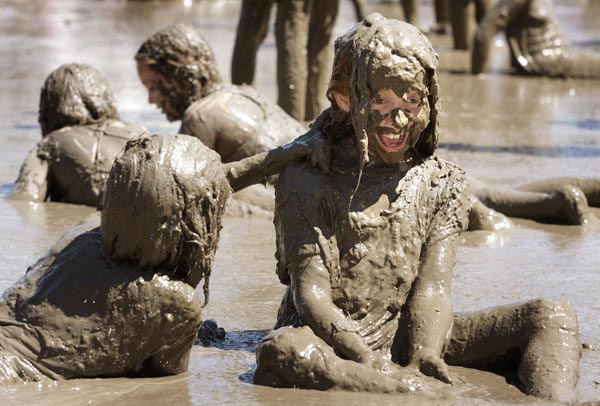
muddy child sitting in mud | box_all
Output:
[253,13,581,403]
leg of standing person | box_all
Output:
[444,299,581,403]
[400,0,419,26]
[275,0,313,121]
[231,0,276,85]
[474,0,493,22]
[449,0,473,50]
[432,0,450,34]
[305,0,339,121]
[349,0,366,21]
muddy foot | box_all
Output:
[468,204,512,231]
[553,185,590,225]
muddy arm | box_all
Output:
[406,236,457,383]
[471,0,530,74]
[349,0,366,21]
[276,187,374,363]
[290,253,374,362]
[223,128,329,192]
[10,145,49,202]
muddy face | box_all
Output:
[366,72,430,164]
[137,62,186,121]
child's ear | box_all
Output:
[333,92,350,112]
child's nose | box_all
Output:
[391,108,409,128]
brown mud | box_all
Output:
[0,0,599,405]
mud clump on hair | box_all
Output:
[101,134,231,304]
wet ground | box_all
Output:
[0,0,599,405]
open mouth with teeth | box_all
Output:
[376,130,409,152]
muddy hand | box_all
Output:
[412,348,452,384]
[358,351,401,375]
[288,128,331,174]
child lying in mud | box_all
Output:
[10,63,148,207]
[471,0,600,78]
[253,14,581,403]
[135,22,595,228]
[0,135,224,381]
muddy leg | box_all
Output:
[275,0,312,121]
[473,185,590,225]
[448,0,473,50]
[350,0,366,21]
[474,0,492,22]
[431,0,449,34]
[305,0,338,121]
[231,0,275,85]
[518,177,600,207]
[255,326,429,392]
[400,0,419,26]
[445,299,581,403]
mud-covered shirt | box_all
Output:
[13,120,147,207]
[273,153,470,352]
[179,84,305,163]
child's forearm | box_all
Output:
[223,127,327,192]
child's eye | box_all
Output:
[372,96,385,105]
[403,92,422,106]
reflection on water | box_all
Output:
[0,0,599,405]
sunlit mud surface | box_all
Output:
[0,0,599,405]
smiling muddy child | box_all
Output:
[253,14,581,403]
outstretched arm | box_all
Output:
[471,0,530,74]
[10,145,49,202]
[406,235,457,383]
[223,127,330,192]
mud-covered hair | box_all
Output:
[39,63,119,136]
[135,23,222,109]
[326,13,441,165]
[101,134,231,305]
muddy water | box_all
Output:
[0,0,599,404]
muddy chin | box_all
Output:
[102,134,231,294]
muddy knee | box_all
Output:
[254,326,334,389]
[519,298,580,402]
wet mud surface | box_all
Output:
[0,0,599,404]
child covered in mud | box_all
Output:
[0,134,229,382]
[254,14,581,403]
[10,63,148,207]
[135,23,305,164]
[471,0,600,78]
